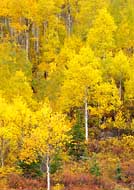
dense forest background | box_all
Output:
[0,0,134,190]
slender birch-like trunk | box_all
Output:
[85,95,88,142]
[36,26,39,54]
[46,154,50,190]
[119,79,122,100]
[43,21,48,37]
[25,31,29,60]
[67,0,71,36]
[25,19,31,60]
[0,18,4,39]
[1,138,4,168]
[32,23,36,51]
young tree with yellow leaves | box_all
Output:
[0,95,34,171]
[59,46,101,141]
[90,81,121,129]
[87,8,117,58]
[20,102,71,190]
[109,51,130,100]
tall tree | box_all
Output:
[109,51,130,100]
[59,46,102,141]
[20,102,71,190]
[87,8,117,58]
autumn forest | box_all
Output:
[0,0,134,190]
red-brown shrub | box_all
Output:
[62,171,94,187]
[121,159,134,184]
[8,174,46,190]
[65,184,100,190]
[99,176,116,190]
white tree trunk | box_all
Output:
[1,154,4,168]
[85,96,88,142]
[1,138,4,168]
[32,23,36,51]
[0,19,4,39]
[43,21,48,37]
[46,154,50,190]
[119,79,122,100]
[25,31,29,60]
[67,0,71,36]
[36,27,39,54]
